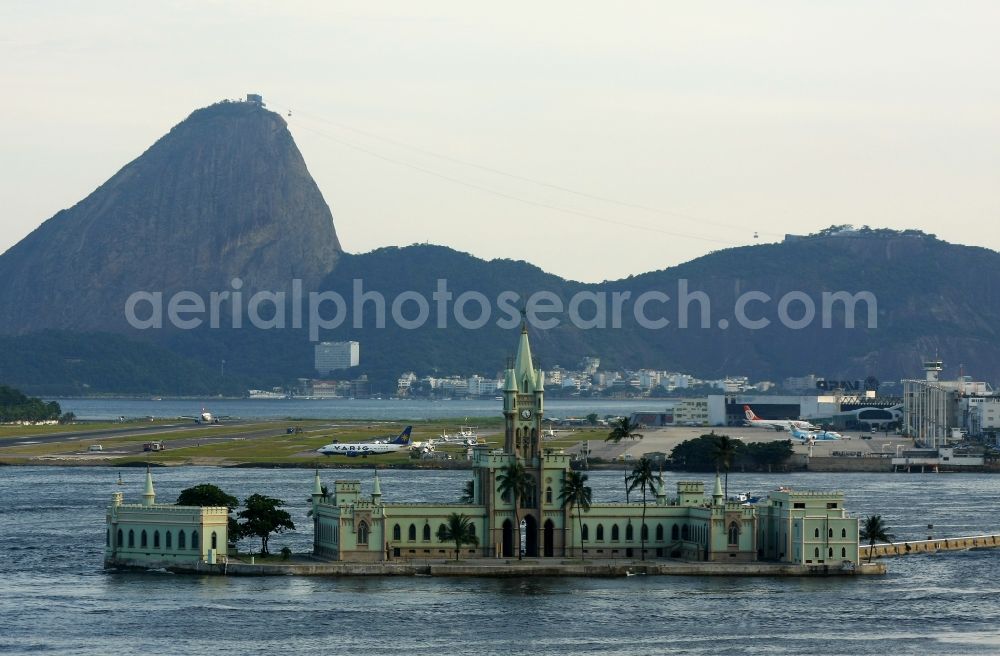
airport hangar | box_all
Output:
[708,394,903,430]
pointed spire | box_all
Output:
[514,321,535,393]
[712,472,723,506]
[142,465,155,507]
[313,469,323,497]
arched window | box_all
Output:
[468,523,476,536]
[596,524,604,541]
[408,524,417,541]
[611,525,620,541]
[117,529,123,547]
[671,524,679,540]
[728,522,740,546]
[681,525,690,540]
[842,528,847,538]
[829,528,834,538]
[211,532,218,550]
[625,524,633,541]
[656,524,664,541]
[641,524,648,541]
[545,487,553,504]
[128,530,135,548]
[814,528,820,538]
[438,524,446,541]
[393,524,401,541]
[814,547,820,558]
[423,524,431,541]
[192,530,199,549]
[358,521,369,545]
[179,530,186,549]
[166,531,172,549]
[141,530,148,548]
[829,547,834,558]
[153,531,160,548]
[581,524,589,541]
[841,547,846,558]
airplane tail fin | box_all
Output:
[743,405,758,421]
[393,426,413,445]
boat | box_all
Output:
[116,472,124,486]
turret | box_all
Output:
[712,472,724,507]
[142,466,156,506]
[372,471,382,504]
[312,470,324,506]
[656,476,667,506]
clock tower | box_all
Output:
[503,322,544,461]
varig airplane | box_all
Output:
[743,405,819,432]
[317,426,413,457]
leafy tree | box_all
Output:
[585,413,599,426]
[0,385,61,423]
[237,494,295,556]
[177,484,238,509]
[496,461,534,560]
[743,441,793,470]
[460,480,475,504]
[606,416,643,444]
[627,458,660,560]
[670,434,726,471]
[712,435,738,499]
[558,470,592,560]
[177,484,240,544]
[437,513,479,561]
[860,515,894,563]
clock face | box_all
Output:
[520,409,532,420]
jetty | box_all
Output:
[861,533,1000,559]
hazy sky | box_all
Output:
[2,2,998,282]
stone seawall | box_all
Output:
[806,457,893,472]
[106,556,884,578]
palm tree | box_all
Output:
[606,416,643,443]
[860,515,895,563]
[627,458,659,560]
[460,480,475,504]
[496,461,535,560]
[558,470,592,560]
[437,513,479,561]
[606,417,643,502]
[712,435,737,500]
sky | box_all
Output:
[2,1,999,283]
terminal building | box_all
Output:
[903,359,999,447]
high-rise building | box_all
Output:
[315,341,360,376]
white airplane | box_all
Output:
[438,426,479,446]
[180,408,225,424]
[743,405,818,432]
[317,426,412,457]
[789,427,841,442]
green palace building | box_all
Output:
[312,325,861,566]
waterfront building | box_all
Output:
[757,489,859,565]
[310,324,860,566]
[105,468,228,568]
